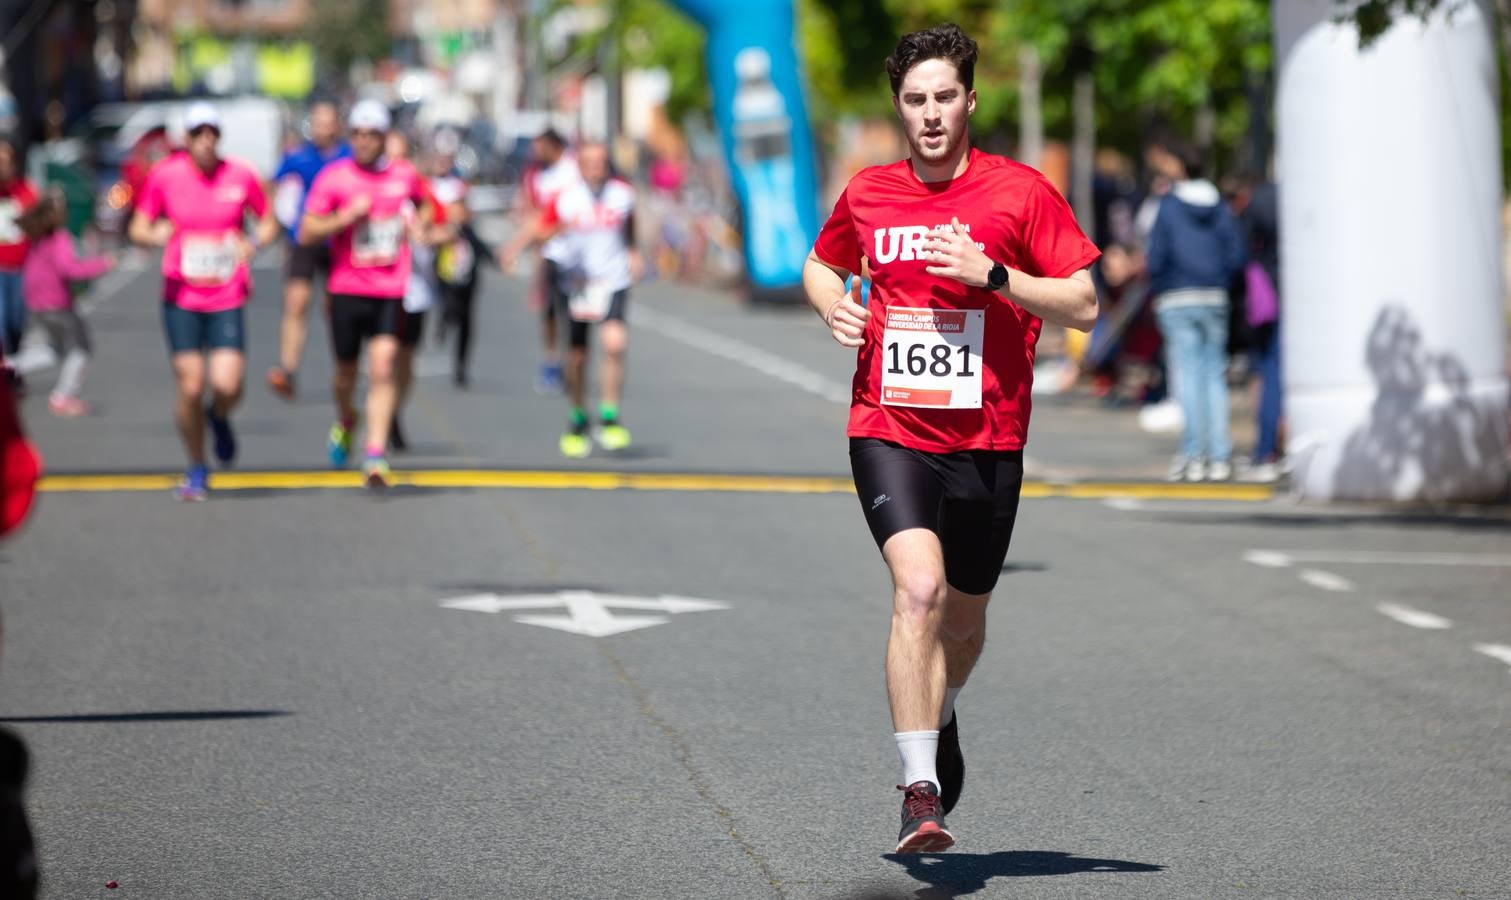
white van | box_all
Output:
[162,96,288,178]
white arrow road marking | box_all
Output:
[1245,550,1511,568]
[1299,569,1355,592]
[439,590,730,636]
[1375,603,1453,630]
[1472,644,1511,670]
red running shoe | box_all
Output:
[895,781,955,853]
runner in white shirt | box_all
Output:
[509,130,580,394]
[503,142,641,458]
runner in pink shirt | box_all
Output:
[129,102,278,501]
[300,100,443,488]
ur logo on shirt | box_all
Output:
[872,223,986,266]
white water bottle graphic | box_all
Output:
[731,47,806,284]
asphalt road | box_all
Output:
[2,252,1508,899]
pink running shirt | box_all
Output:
[136,152,268,312]
[304,157,440,299]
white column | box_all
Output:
[1275,0,1508,501]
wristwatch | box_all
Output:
[986,261,1009,292]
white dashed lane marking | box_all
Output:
[1375,603,1453,631]
[1472,644,1511,670]
[1298,569,1355,592]
[1244,550,1511,568]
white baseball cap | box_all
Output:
[184,101,221,133]
[348,99,392,132]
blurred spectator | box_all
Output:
[1240,177,1284,481]
[1146,133,1246,481]
[19,193,114,417]
[1084,242,1164,406]
[429,130,495,389]
[0,137,38,357]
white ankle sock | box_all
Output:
[895,730,940,789]
[939,687,962,727]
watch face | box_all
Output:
[990,264,1007,287]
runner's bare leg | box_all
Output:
[171,352,208,466]
[882,528,949,732]
[364,335,399,451]
[599,319,627,408]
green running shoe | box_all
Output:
[597,420,632,452]
[328,420,355,469]
[559,422,592,459]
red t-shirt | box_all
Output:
[0,179,39,271]
[812,149,1100,453]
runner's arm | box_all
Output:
[803,252,868,348]
[923,218,1099,331]
[253,206,279,249]
[298,203,363,246]
[126,209,171,247]
[624,209,644,281]
[497,211,558,270]
[1001,267,1099,332]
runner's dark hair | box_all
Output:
[886,23,978,96]
[536,128,567,149]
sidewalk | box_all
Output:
[1026,375,1261,483]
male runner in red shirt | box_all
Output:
[804,23,1100,853]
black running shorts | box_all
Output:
[544,258,628,348]
[284,242,331,282]
[849,437,1025,596]
[328,294,414,362]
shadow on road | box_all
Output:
[869,850,1164,898]
[1000,561,1049,574]
[0,709,290,724]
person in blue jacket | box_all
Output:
[1146,134,1246,482]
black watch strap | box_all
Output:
[987,262,1009,292]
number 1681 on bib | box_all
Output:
[880,307,984,409]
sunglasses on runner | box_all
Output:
[351,128,385,140]
[188,125,220,138]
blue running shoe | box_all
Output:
[328,420,354,469]
[206,404,236,466]
[174,464,209,502]
[534,362,564,395]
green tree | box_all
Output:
[304,0,392,80]
[548,0,708,125]
[851,1,1264,173]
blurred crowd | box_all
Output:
[1049,132,1286,483]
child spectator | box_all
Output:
[19,193,113,417]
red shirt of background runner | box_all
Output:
[0,178,39,270]
[813,148,1100,453]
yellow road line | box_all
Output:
[35,470,1274,501]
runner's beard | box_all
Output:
[910,127,962,165]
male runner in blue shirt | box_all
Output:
[266,99,350,399]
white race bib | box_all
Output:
[273,175,304,229]
[352,216,404,267]
[180,234,238,285]
[568,278,616,323]
[0,199,21,244]
[879,306,984,409]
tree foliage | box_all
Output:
[304,0,392,79]
[830,0,1271,168]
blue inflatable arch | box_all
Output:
[670,0,821,299]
